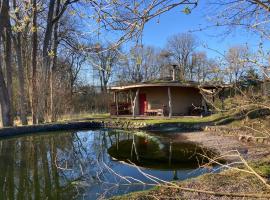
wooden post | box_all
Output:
[129,90,132,115]
[168,87,172,118]
[132,88,140,118]
[116,92,119,116]
[202,98,207,114]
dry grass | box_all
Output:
[111,170,270,200]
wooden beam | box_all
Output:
[132,88,140,118]
[116,92,119,116]
[129,90,132,115]
[168,87,172,118]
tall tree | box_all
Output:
[13,0,28,125]
[119,45,161,83]
[38,0,79,123]
[89,43,120,93]
[0,0,13,126]
[166,33,197,80]
[49,0,61,122]
[191,52,208,82]
[226,45,250,84]
[31,0,38,124]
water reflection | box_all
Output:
[108,132,216,170]
[0,130,216,199]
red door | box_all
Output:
[139,93,147,115]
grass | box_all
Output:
[6,113,111,128]
[251,158,270,178]
[7,110,234,128]
[107,112,230,125]
[59,112,110,122]
[135,113,225,124]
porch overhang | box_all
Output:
[109,82,231,92]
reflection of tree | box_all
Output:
[0,130,214,199]
[0,132,91,199]
[131,134,140,161]
[0,130,137,199]
[173,170,178,180]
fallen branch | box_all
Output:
[127,159,270,199]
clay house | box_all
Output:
[109,81,227,117]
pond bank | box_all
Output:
[0,118,209,137]
[0,121,102,137]
[173,131,270,163]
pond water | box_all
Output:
[0,129,217,199]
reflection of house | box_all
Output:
[110,81,228,117]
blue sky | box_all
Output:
[79,1,270,84]
[140,3,268,59]
[77,1,269,58]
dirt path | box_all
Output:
[171,131,270,162]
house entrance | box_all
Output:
[139,93,147,115]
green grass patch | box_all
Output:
[251,159,270,178]
[59,113,110,122]
[116,112,228,125]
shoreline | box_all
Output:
[0,118,209,138]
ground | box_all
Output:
[176,131,270,162]
[111,170,270,200]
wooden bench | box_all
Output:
[145,109,163,116]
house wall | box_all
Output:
[171,87,202,115]
[134,86,202,115]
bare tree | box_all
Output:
[207,0,270,39]
[191,52,208,82]
[31,0,38,124]
[226,45,250,84]
[12,0,28,125]
[38,0,79,123]
[85,0,198,46]
[118,45,161,83]
[89,43,121,93]
[166,33,198,80]
[0,0,13,126]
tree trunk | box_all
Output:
[132,89,140,118]
[50,0,60,122]
[38,0,55,123]
[14,33,28,125]
[0,56,12,127]
[31,0,38,124]
[0,0,13,127]
[4,4,13,112]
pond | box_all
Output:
[0,129,218,199]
